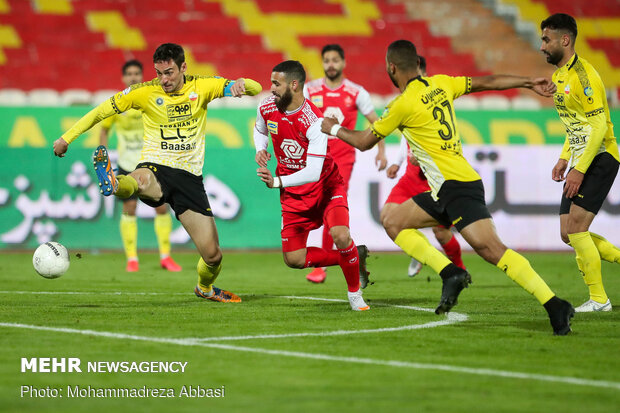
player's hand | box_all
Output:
[321,116,339,135]
[53,138,68,157]
[551,158,568,182]
[230,78,246,97]
[255,150,271,167]
[386,164,399,179]
[563,168,584,199]
[531,77,556,97]
[257,166,275,188]
[375,152,387,171]
[409,152,419,166]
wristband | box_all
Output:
[273,176,281,188]
[330,124,342,137]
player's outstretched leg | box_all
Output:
[93,145,118,196]
[590,232,620,264]
[194,258,241,303]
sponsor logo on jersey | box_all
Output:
[584,86,593,97]
[189,91,198,101]
[344,96,353,107]
[311,95,323,108]
[167,103,192,121]
[281,139,304,159]
[122,87,131,95]
[267,120,278,135]
[156,97,164,106]
[326,92,340,97]
[564,85,570,94]
[160,141,197,151]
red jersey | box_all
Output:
[304,78,375,162]
[256,95,338,195]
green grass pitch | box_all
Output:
[0,250,619,412]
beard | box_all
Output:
[388,71,398,89]
[275,87,293,111]
[325,68,342,81]
[544,50,563,66]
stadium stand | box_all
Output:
[0,0,617,106]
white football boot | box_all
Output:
[348,289,370,311]
[575,299,612,313]
[408,258,422,277]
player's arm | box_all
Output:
[470,75,556,97]
[54,95,129,157]
[258,120,326,188]
[223,78,262,97]
[552,136,571,182]
[253,106,271,167]
[387,136,408,179]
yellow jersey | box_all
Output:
[100,108,143,172]
[371,75,478,199]
[63,75,262,176]
[554,54,619,172]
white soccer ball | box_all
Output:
[33,242,70,279]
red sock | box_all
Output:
[338,241,361,292]
[304,247,339,268]
[322,225,334,251]
[441,235,465,270]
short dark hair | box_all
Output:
[122,59,143,75]
[387,40,418,71]
[418,55,427,73]
[321,44,345,60]
[272,60,306,84]
[541,13,578,40]
[153,43,185,69]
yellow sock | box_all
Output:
[497,249,554,304]
[120,214,137,260]
[197,258,222,293]
[154,213,172,258]
[590,232,620,264]
[394,229,451,273]
[115,175,138,199]
[568,232,608,303]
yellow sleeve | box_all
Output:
[574,74,608,173]
[559,136,571,160]
[100,113,116,131]
[370,97,405,139]
[435,75,472,99]
[61,98,119,144]
[243,78,262,96]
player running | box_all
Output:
[322,40,575,335]
[302,44,387,284]
[541,14,620,312]
[99,59,182,273]
[384,56,464,277]
[255,60,370,311]
[54,43,262,303]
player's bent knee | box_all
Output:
[329,227,351,249]
[283,253,305,269]
[200,247,222,267]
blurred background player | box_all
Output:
[303,44,387,284]
[255,60,370,311]
[541,14,620,312]
[384,56,464,277]
[99,59,182,273]
[54,43,262,303]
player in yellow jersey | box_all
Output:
[322,39,575,335]
[541,14,620,313]
[53,43,262,303]
[100,59,182,273]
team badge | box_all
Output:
[311,95,323,108]
[156,97,164,106]
[564,85,570,94]
[189,91,198,101]
[267,120,278,135]
[344,96,352,106]
[584,87,593,97]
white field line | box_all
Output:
[2,321,619,391]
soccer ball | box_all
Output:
[33,242,70,279]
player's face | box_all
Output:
[122,66,143,87]
[154,59,186,93]
[271,72,293,111]
[540,28,565,66]
[322,51,345,81]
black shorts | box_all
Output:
[136,162,213,219]
[559,152,619,215]
[413,180,492,231]
[116,166,138,201]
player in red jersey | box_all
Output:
[255,60,371,311]
[303,44,387,284]
[384,56,465,277]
